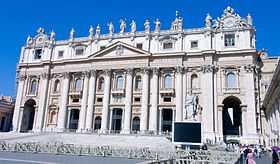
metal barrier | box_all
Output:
[0,141,240,163]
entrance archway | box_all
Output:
[68,109,79,130]
[111,108,122,132]
[132,117,140,132]
[162,109,173,132]
[20,99,36,132]
[222,96,242,137]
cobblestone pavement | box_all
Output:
[255,152,272,164]
[0,152,144,164]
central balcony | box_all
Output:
[111,88,125,96]
[69,90,83,99]
[223,87,240,94]
[160,88,175,96]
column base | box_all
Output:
[120,129,131,134]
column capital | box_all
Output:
[175,66,184,74]
[62,72,71,79]
[141,67,150,74]
[201,65,217,73]
[90,69,97,77]
[82,71,90,78]
[125,68,134,75]
[151,67,159,75]
[40,72,50,79]
[217,105,224,111]
[241,104,248,112]
[104,69,112,76]
[18,74,27,81]
[243,64,255,73]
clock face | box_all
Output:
[224,17,236,28]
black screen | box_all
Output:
[173,122,201,143]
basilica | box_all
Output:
[12,6,275,144]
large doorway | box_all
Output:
[132,117,140,132]
[111,108,123,132]
[20,99,36,132]
[68,109,79,130]
[222,96,242,137]
[162,109,173,132]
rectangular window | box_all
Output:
[136,43,143,49]
[224,34,235,47]
[58,51,64,58]
[75,48,84,55]
[72,99,79,103]
[163,42,173,49]
[163,97,172,102]
[97,97,103,103]
[34,49,42,59]
[191,41,198,49]
[134,97,141,103]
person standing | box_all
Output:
[247,149,256,164]
[272,149,279,164]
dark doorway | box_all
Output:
[94,116,102,130]
[0,117,6,131]
[222,96,242,136]
[68,109,79,130]
[20,99,36,132]
[111,108,123,132]
[132,117,140,131]
[162,109,173,132]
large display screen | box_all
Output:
[173,122,201,144]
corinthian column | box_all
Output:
[85,70,97,131]
[35,72,50,132]
[57,72,70,132]
[78,71,90,132]
[12,74,26,132]
[149,67,159,133]
[140,68,149,132]
[175,66,183,121]
[122,68,133,134]
[101,70,111,132]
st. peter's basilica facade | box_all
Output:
[12,6,273,144]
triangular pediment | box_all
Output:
[89,41,151,59]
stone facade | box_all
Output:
[12,6,275,144]
[0,96,14,131]
[262,60,280,147]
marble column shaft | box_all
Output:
[57,73,70,131]
[123,69,133,133]
[175,67,183,121]
[85,70,97,131]
[78,72,90,132]
[140,68,149,132]
[101,70,111,132]
[149,68,159,132]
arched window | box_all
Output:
[94,116,102,130]
[135,76,142,90]
[164,74,172,89]
[226,72,236,88]
[74,78,82,91]
[132,117,140,131]
[191,74,198,89]
[30,80,37,94]
[97,77,104,91]
[49,111,56,124]
[116,75,124,89]
[53,79,60,93]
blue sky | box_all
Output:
[0,0,279,96]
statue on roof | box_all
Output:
[171,11,183,32]
[89,25,94,39]
[108,22,114,36]
[130,20,136,34]
[247,14,253,26]
[144,19,150,33]
[120,19,126,34]
[95,24,101,39]
[37,27,45,34]
[69,28,75,40]
[205,13,213,28]
[154,18,161,33]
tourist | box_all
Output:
[272,149,279,164]
[246,149,256,164]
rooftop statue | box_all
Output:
[154,18,161,33]
[69,28,75,40]
[108,22,114,36]
[120,19,126,34]
[205,13,213,28]
[130,20,136,34]
[144,19,150,33]
[88,25,94,39]
[95,24,101,39]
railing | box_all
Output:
[223,88,240,94]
